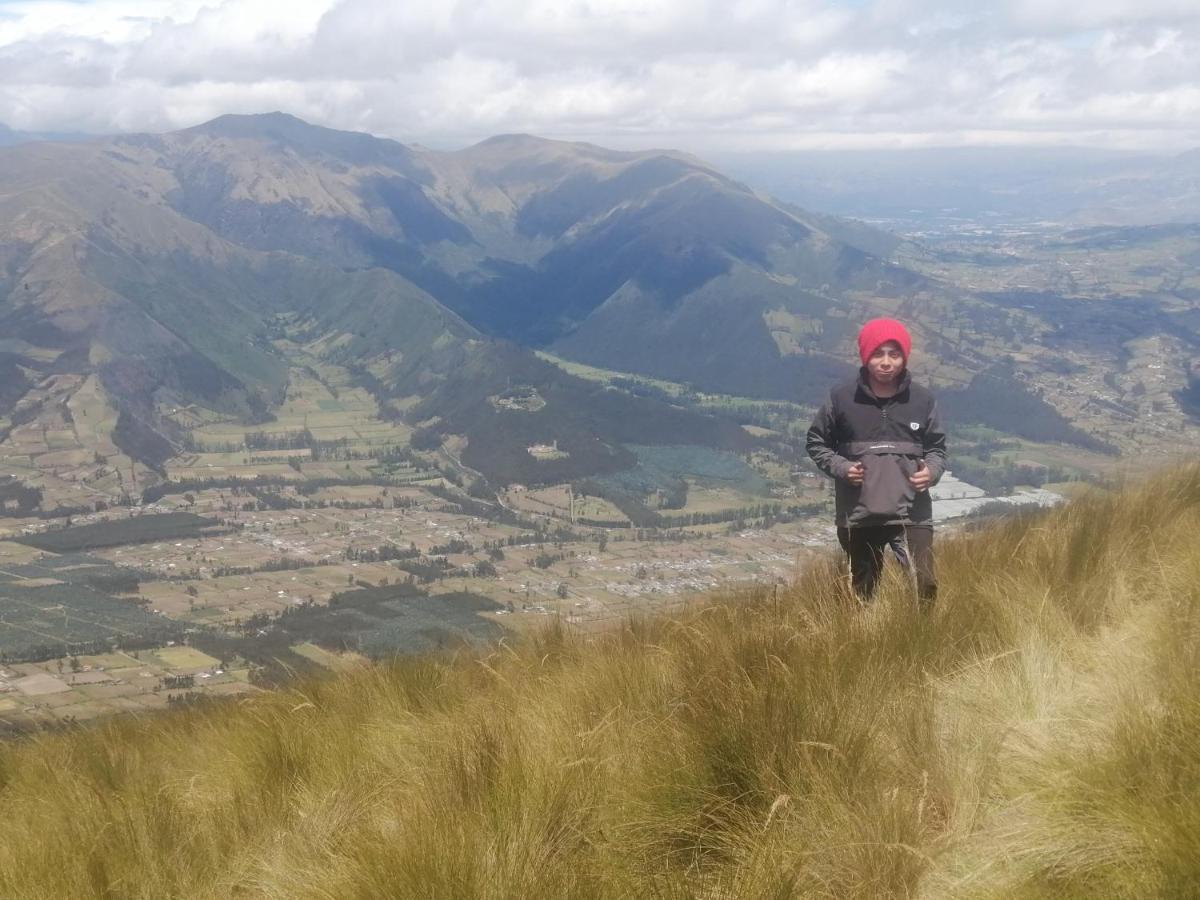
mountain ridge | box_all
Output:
[0,113,1134,483]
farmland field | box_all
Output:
[292,641,366,671]
[14,513,226,553]
[0,578,180,662]
[0,552,177,662]
[151,646,221,670]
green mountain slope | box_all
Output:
[107,114,945,398]
[0,120,752,480]
[130,115,1078,442]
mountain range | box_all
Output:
[0,113,1151,480]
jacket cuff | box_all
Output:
[924,457,945,485]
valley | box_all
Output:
[0,330,831,732]
[896,220,1200,452]
[1,115,1197,732]
[0,327,1114,733]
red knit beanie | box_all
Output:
[857,318,912,366]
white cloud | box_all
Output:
[1009,0,1200,31]
[0,0,1196,150]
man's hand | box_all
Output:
[845,462,864,485]
[909,460,932,492]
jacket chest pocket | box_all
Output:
[880,404,921,436]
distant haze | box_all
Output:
[711,146,1200,227]
[0,0,1198,154]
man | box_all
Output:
[806,317,946,602]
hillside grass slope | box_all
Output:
[1,463,1198,898]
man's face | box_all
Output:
[867,341,905,384]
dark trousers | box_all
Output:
[837,523,936,602]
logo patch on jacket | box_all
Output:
[909,422,920,430]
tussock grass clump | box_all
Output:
[1,463,1199,898]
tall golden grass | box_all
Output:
[1,463,1198,898]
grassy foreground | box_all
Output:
[2,465,1199,898]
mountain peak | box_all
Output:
[185,111,324,137]
[179,112,416,168]
[449,133,714,182]
[473,132,545,146]
[459,132,653,161]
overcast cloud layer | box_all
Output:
[1,0,1198,151]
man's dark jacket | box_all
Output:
[806,369,947,527]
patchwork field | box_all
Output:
[0,648,257,733]
[0,553,182,662]
[183,352,412,454]
[0,373,153,511]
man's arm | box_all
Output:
[806,395,854,481]
[921,398,947,486]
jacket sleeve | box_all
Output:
[922,398,947,486]
[806,393,853,481]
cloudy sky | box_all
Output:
[0,0,1198,153]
